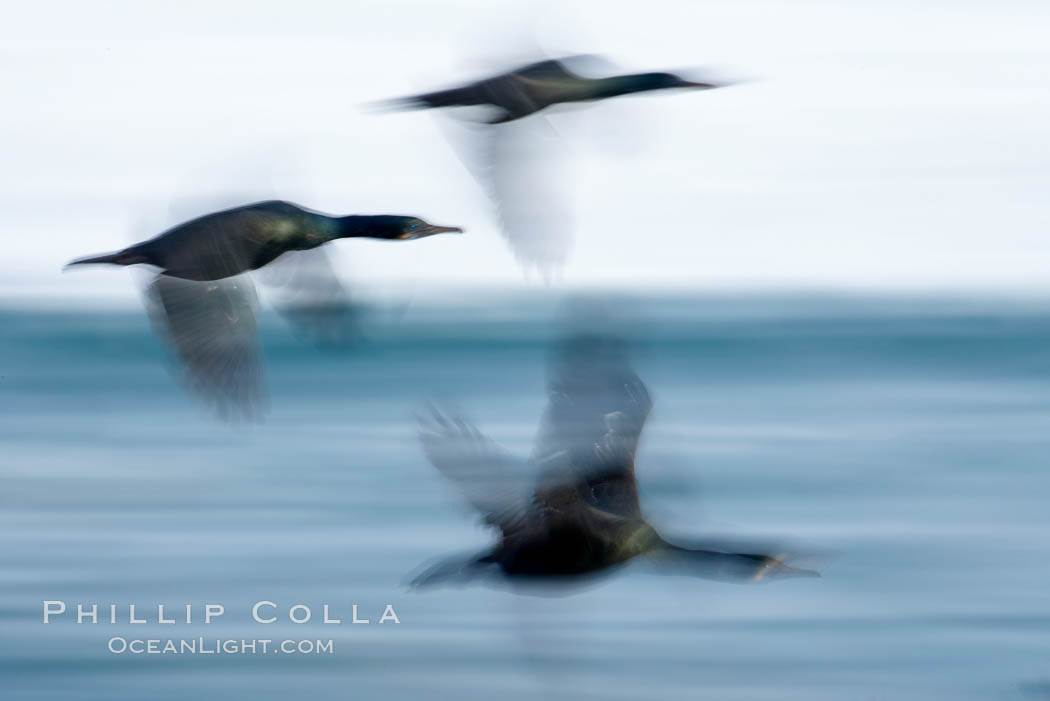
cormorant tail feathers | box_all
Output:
[407,552,497,590]
[65,250,150,270]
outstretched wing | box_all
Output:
[257,247,362,348]
[435,114,573,274]
[418,407,534,534]
[533,333,652,517]
[487,117,573,271]
[143,273,266,421]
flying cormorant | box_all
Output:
[379,56,726,272]
[383,57,721,124]
[412,333,818,589]
[66,200,462,419]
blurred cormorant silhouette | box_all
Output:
[380,56,727,273]
[384,57,720,123]
[412,332,818,590]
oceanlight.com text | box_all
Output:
[107,637,335,655]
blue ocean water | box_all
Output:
[2,293,1050,700]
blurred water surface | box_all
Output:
[2,293,1050,700]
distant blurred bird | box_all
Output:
[384,57,721,124]
[379,56,727,272]
[412,333,818,589]
[66,200,462,419]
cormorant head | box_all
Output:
[366,216,464,241]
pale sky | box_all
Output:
[2,0,1049,302]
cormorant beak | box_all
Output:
[408,224,464,239]
[677,79,721,90]
[751,555,821,582]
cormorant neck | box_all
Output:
[334,215,400,240]
[590,74,667,99]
